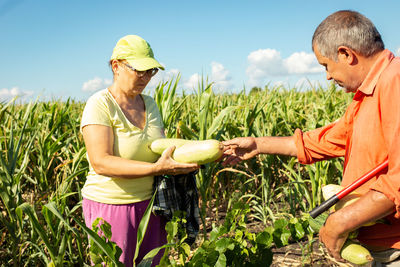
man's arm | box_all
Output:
[222,136,297,165]
[319,190,395,261]
[255,136,298,156]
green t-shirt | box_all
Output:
[80,89,164,204]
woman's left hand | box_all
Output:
[155,146,200,175]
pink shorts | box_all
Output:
[82,198,167,267]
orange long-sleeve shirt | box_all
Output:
[294,50,400,248]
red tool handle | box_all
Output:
[336,159,389,199]
[310,159,388,218]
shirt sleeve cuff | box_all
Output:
[294,128,313,164]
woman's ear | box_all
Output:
[337,46,357,65]
[111,60,119,74]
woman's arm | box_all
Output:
[82,124,199,178]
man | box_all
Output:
[223,10,400,265]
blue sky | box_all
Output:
[1,0,399,102]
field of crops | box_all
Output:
[0,77,354,266]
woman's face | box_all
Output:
[114,61,154,95]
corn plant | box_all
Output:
[0,99,89,265]
[153,75,188,137]
[0,78,356,265]
[15,201,87,266]
[0,100,38,266]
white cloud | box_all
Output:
[246,49,324,87]
[182,62,233,93]
[246,49,286,80]
[284,52,323,74]
[396,47,400,57]
[210,62,233,92]
[81,77,112,92]
[183,73,202,90]
[0,87,34,101]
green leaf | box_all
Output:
[293,222,305,240]
[140,243,175,265]
[215,238,234,253]
[133,191,156,264]
[215,253,227,267]
[307,212,328,233]
[136,258,152,267]
[165,220,179,243]
[234,230,243,241]
[198,83,213,140]
[43,202,75,232]
[181,243,191,257]
[272,227,290,248]
[255,231,272,247]
[57,233,68,262]
[206,106,239,139]
[177,121,198,140]
[274,218,288,229]
[251,247,273,266]
[280,229,291,246]
[89,251,103,265]
[16,203,56,263]
[241,247,249,257]
[210,226,225,242]
[73,217,123,266]
[100,221,113,240]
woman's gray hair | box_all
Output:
[312,10,384,60]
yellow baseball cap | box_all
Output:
[110,35,164,71]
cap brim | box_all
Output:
[126,57,165,71]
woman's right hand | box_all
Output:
[155,146,200,175]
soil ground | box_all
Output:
[271,240,360,267]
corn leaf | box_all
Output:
[206,106,239,139]
[73,217,123,266]
[16,202,56,263]
[133,191,156,266]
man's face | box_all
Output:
[314,46,360,93]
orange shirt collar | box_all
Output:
[357,49,394,95]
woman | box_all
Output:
[80,35,199,266]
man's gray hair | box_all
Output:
[312,10,384,61]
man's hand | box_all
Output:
[318,190,395,262]
[319,212,348,261]
[222,137,259,165]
